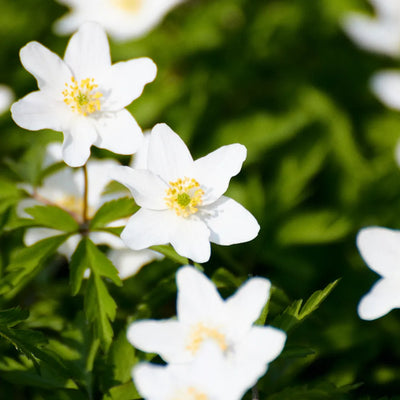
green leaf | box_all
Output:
[272,280,339,332]
[0,307,29,327]
[69,238,122,296]
[25,205,79,232]
[84,274,117,351]
[106,382,141,400]
[0,234,70,299]
[90,197,137,230]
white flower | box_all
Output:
[127,266,286,389]
[342,0,400,57]
[133,342,252,400]
[0,84,14,115]
[20,143,162,279]
[110,123,260,263]
[370,70,400,111]
[54,0,183,42]
[11,22,157,167]
[356,226,400,320]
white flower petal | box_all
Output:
[131,131,151,169]
[106,58,157,110]
[233,326,286,386]
[225,277,270,338]
[170,217,211,263]
[86,158,121,208]
[148,123,194,182]
[11,91,69,132]
[372,0,400,18]
[371,71,400,110]
[177,266,224,325]
[19,41,72,93]
[89,231,125,250]
[127,320,187,362]
[0,85,14,115]
[358,278,400,320]
[342,15,400,57]
[109,166,168,209]
[356,226,400,278]
[93,109,143,155]
[24,227,63,247]
[108,248,163,279]
[133,363,173,400]
[193,144,246,204]
[121,208,173,250]
[58,234,81,258]
[64,22,111,81]
[202,196,260,245]
[62,119,98,167]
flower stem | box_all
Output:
[83,164,89,224]
[252,385,259,400]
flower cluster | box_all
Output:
[129,266,286,400]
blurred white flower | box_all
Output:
[342,0,400,57]
[0,84,14,115]
[356,226,400,320]
[110,123,260,263]
[133,342,252,400]
[20,142,162,279]
[370,70,400,110]
[128,266,286,389]
[54,0,183,42]
[11,22,157,167]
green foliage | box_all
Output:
[25,205,79,232]
[90,197,137,230]
[273,280,339,332]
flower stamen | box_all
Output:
[62,77,103,116]
[172,387,208,400]
[165,177,204,217]
[111,0,142,13]
[186,322,227,355]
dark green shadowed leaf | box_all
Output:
[25,205,79,232]
[0,234,70,299]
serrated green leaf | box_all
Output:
[0,234,70,299]
[25,205,79,232]
[84,273,117,351]
[69,238,122,296]
[0,307,29,327]
[298,279,340,320]
[272,280,339,332]
[90,197,137,230]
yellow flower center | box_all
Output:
[56,195,95,222]
[185,322,228,355]
[165,177,204,217]
[62,77,103,116]
[172,387,208,400]
[111,0,142,13]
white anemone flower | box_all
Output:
[20,143,162,279]
[342,0,400,57]
[133,342,253,400]
[370,70,400,111]
[54,0,183,42]
[128,266,286,389]
[11,21,157,167]
[356,226,400,320]
[110,123,260,263]
[0,85,14,115]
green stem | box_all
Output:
[83,164,89,225]
[85,337,100,400]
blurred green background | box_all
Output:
[2,0,400,398]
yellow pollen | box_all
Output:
[62,77,103,116]
[56,195,95,222]
[186,322,228,355]
[111,0,142,13]
[165,177,204,217]
[171,387,208,400]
